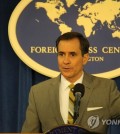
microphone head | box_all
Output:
[73,83,85,97]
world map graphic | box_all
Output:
[35,0,120,38]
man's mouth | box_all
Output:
[62,67,72,70]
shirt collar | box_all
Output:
[60,72,84,90]
[74,72,84,85]
[60,75,71,90]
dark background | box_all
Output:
[0,0,120,133]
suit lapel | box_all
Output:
[75,72,94,123]
[49,75,64,125]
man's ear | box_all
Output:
[83,53,89,65]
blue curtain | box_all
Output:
[0,0,120,133]
[0,0,49,132]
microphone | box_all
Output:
[73,83,85,122]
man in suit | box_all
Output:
[22,32,120,134]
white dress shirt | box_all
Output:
[59,73,84,124]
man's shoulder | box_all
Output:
[31,75,60,90]
[84,72,115,84]
[93,75,114,83]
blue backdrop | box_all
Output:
[0,0,120,133]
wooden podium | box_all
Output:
[45,124,99,134]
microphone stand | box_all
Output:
[74,92,81,123]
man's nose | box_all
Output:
[63,56,70,64]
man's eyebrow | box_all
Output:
[58,51,77,53]
[70,51,76,53]
[58,51,64,53]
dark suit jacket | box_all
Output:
[22,72,120,134]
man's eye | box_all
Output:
[58,53,64,56]
[71,53,76,56]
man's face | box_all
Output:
[57,38,89,83]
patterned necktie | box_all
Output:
[68,83,75,124]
